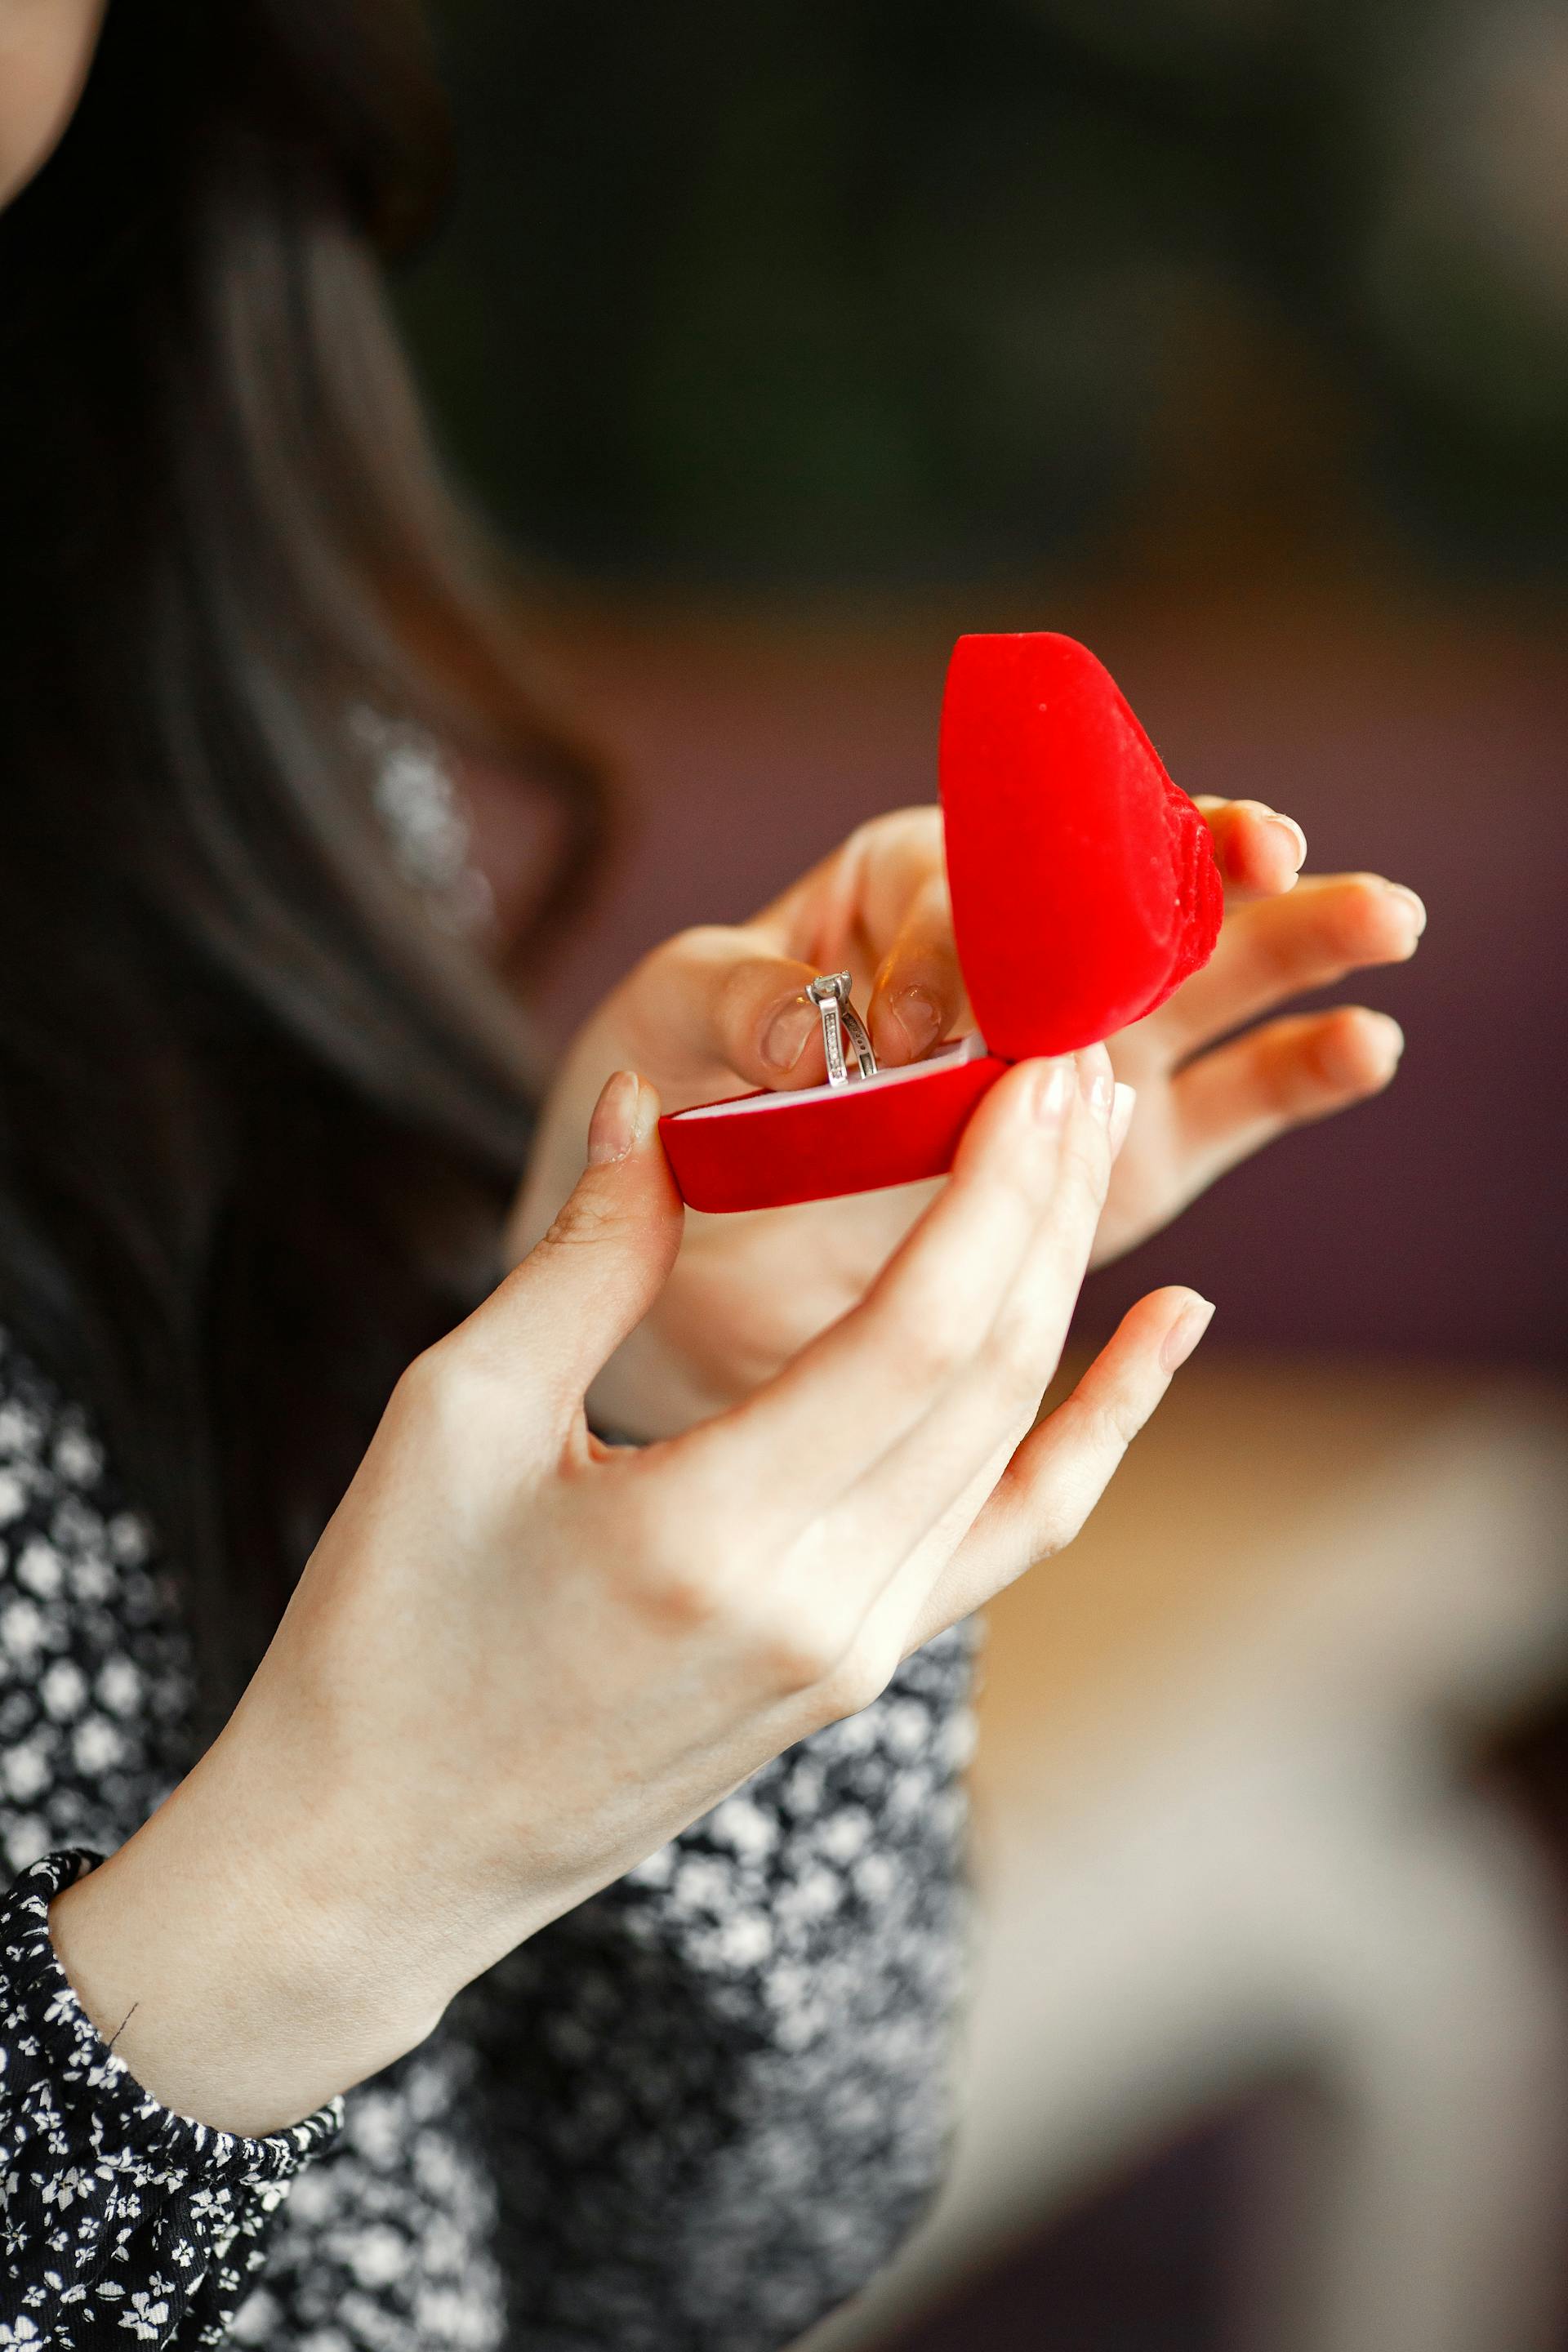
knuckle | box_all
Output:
[618,1472,759,1635]
[612,1451,753,1631]
[391,1339,500,1447]
[1260,1040,1310,1113]
[394,1338,466,1415]
[1033,1493,1089,1559]
[1260,928,1307,987]
[1323,893,1379,959]
[1012,1469,1080,1563]
[852,805,939,859]
[623,925,738,1010]
[643,923,734,976]
[392,1342,447,1414]
[754,1607,849,1695]
[817,1631,898,1721]
[1297,881,1386,969]
[910,862,954,924]
[614,1472,715,1619]
[840,814,889,867]
[1082,1384,1146,1456]
[629,1540,728,1633]
[540,1187,622,1254]
[713,950,784,1031]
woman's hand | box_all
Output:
[1085,795,1423,1261]
[51,1053,1207,2136]
[510,801,1423,1437]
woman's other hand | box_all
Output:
[510,801,1422,1437]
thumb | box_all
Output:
[626,925,831,1093]
[471,1072,684,1414]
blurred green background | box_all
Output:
[403,0,1568,589]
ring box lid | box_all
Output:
[941,632,1222,1060]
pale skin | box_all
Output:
[16,12,1424,2136]
[0,0,107,207]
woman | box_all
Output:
[0,2,1423,2345]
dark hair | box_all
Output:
[0,0,602,1738]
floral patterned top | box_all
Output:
[0,1328,977,2349]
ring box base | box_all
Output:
[660,1036,1006,1214]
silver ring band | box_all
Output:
[807,971,878,1087]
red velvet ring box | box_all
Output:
[658,632,1223,1214]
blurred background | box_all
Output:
[401,2,1566,2345]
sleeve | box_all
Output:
[462,1617,981,2352]
[0,1330,345,2346]
[0,1846,343,2349]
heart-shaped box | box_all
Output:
[659,632,1222,1213]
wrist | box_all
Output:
[47,1756,448,2136]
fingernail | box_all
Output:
[587,1071,641,1165]
[1370,1011,1406,1070]
[1032,1059,1074,1124]
[1109,1082,1137,1159]
[1266,813,1307,868]
[883,984,943,1063]
[761,994,818,1075]
[1160,1295,1215,1373]
[1382,881,1427,938]
[1076,1045,1115,1122]
[1323,1009,1404,1090]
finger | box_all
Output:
[866,865,973,1068]
[459,1073,684,1420]
[802,1076,1135,1590]
[905,1285,1214,1640]
[759,807,946,972]
[1194,796,1308,898]
[621,925,831,1094]
[755,808,965,1068]
[680,1050,1111,1529]
[804,1064,1132,1585]
[1152,872,1427,1059]
[1173,1006,1405,1192]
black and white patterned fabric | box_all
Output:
[0,1328,977,2348]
